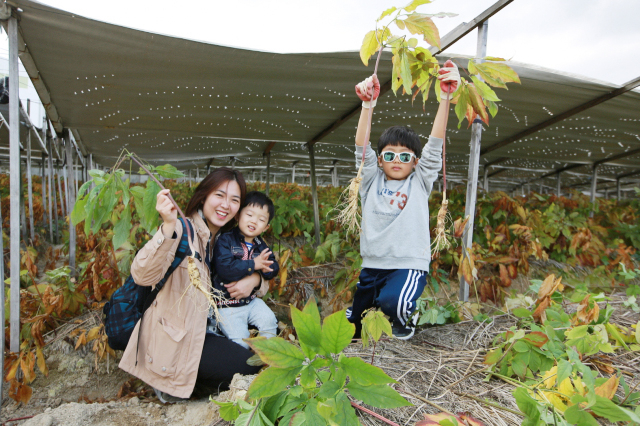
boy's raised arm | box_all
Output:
[417,61,461,193]
[430,60,460,139]
[355,75,380,147]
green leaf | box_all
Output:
[155,164,185,179]
[113,206,132,249]
[142,179,161,233]
[483,347,502,365]
[513,388,541,426]
[564,404,599,426]
[88,169,105,178]
[404,0,432,13]
[398,48,413,94]
[362,310,393,342]
[340,356,396,386]
[261,391,288,424]
[333,391,360,426]
[246,337,305,368]
[402,13,440,48]
[300,365,316,389]
[76,180,93,201]
[321,310,355,354]
[212,400,240,421]
[513,340,529,353]
[291,300,324,358]
[454,87,469,128]
[470,75,501,102]
[486,100,498,117]
[247,366,301,399]
[346,382,411,408]
[591,395,640,422]
[318,381,342,399]
[512,307,533,318]
[556,359,572,385]
[304,399,327,426]
[377,6,397,21]
[92,180,117,234]
[70,196,88,225]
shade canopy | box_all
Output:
[8,0,640,191]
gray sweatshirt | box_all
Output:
[355,136,443,272]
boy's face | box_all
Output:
[238,203,271,240]
[378,145,418,181]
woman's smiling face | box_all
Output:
[202,179,242,232]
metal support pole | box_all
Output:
[308,145,321,246]
[616,178,621,200]
[47,137,54,242]
[604,187,609,199]
[590,165,598,217]
[291,163,296,183]
[231,157,236,170]
[196,167,200,182]
[459,20,488,303]
[556,173,561,196]
[265,153,271,196]
[8,15,21,353]
[65,131,77,276]
[57,160,65,221]
[27,127,34,242]
[483,166,489,192]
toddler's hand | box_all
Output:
[355,75,380,108]
[253,248,274,273]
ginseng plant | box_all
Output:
[338,0,520,256]
[71,150,223,316]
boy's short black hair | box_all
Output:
[377,126,422,158]
[242,191,275,223]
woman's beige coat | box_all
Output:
[119,215,213,398]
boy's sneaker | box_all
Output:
[392,318,416,340]
[153,387,186,404]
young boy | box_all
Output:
[213,191,279,349]
[346,62,460,340]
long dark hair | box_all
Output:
[185,167,247,231]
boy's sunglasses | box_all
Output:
[380,151,416,163]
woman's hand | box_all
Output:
[156,189,178,239]
[224,273,261,300]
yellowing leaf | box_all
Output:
[595,376,619,400]
[87,325,102,343]
[402,13,440,48]
[75,331,87,350]
[36,346,49,377]
[378,6,397,21]
[475,62,521,84]
[404,0,432,13]
[466,83,489,124]
[636,321,640,344]
[558,377,575,400]
[360,29,390,66]
[542,366,558,388]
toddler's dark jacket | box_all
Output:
[212,227,279,306]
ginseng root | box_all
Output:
[431,192,452,255]
[335,161,365,235]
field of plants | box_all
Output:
[2,167,640,425]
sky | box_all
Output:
[1,0,639,122]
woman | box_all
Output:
[119,167,263,402]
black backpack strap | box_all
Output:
[135,218,197,365]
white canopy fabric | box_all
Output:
[9,0,640,191]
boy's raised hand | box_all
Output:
[438,60,461,100]
[253,248,274,273]
[355,75,381,108]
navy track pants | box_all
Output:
[346,268,427,328]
